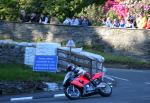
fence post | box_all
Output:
[90,59,93,76]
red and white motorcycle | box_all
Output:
[63,67,112,100]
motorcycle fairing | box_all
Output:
[92,72,104,80]
[71,75,90,88]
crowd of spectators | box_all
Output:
[19,10,49,24]
[63,16,92,26]
[19,9,150,29]
[102,13,150,29]
[19,10,92,26]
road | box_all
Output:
[1,68,150,103]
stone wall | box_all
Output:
[0,40,35,64]
[0,21,150,61]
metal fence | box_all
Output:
[57,48,103,75]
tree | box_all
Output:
[0,0,19,21]
[0,0,105,22]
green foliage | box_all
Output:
[33,37,45,42]
[106,10,117,20]
[78,4,105,26]
[0,36,11,40]
[0,0,19,21]
[0,0,105,22]
[0,64,65,81]
[83,44,104,52]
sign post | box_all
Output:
[66,40,75,63]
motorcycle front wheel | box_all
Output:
[64,85,81,100]
[98,82,112,97]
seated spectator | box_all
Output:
[102,17,107,26]
[71,16,80,26]
[79,16,84,25]
[19,10,29,22]
[63,17,71,25]
[81,17,91,26]
[105,17,113,28]
[146,17,150,29]
[125,19,134,28]
[30,13,38,23]
[119,18,126,28]
[126,13,137,27]
[39,14,49,24]
[136,14,147,29]
[113,18,120,27]
[126,13,136,23]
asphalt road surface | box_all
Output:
[1,68,150,103]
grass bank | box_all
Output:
[0,64,65,81]
[85,48,150,69]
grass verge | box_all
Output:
[0,64,65,81]
[85,48,150,69]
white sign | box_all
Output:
[66,40,75,47]
[24,47,36,66]
[36,43,61,55]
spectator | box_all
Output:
[136,14,147,29]
[19,10,29,22]
[128,13,136,27]
[102,17,107,26]
[81,17,91,26]
[126,13,136,23]
[105,17,113,27]
[79,16,84,25]
[71,16,80,26]
[39,14,49,24]
[146,16,150,29]
[113,18,120,27]
[63,17,71,25]
[119,18,126,28]
[125,19,134,28]
[30,13,38,23]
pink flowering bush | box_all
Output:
[112,4,128,18]
[104,0,118,13]
[104,0,150,19]
[104,0,128,18]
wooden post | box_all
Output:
[90,59,93,76]
[69,47,72,64]
[96,61,98,73]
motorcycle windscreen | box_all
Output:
[71,75,90,88]
[92,72,104,80]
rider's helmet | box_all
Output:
[66,64,74,72]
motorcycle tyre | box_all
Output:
[98,82,112,97]
[64,85,82,100]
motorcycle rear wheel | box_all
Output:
[64,85,81,100]
[98,82,112,97]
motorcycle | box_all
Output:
[63,67,112,100]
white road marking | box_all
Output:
[10,97,33,101]
[54,94,65,97]
[144,82,150,85]
[104,75,115,81]
[107,75,129,81]
[108,68,150,73]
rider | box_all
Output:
[66,64,96,86]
